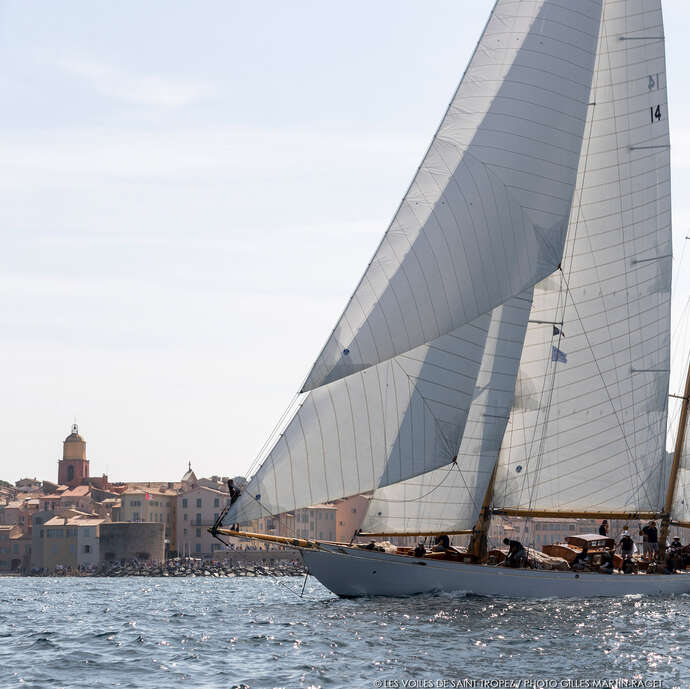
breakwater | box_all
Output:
[28,554,306,578]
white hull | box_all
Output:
[301,544,690,598]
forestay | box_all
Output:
[362,294,532,535]
[493,0,672,514]
[301,0,603,392]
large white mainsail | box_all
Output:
[301,0,603,392]
[362,293,532,535]
[493,0,672,514]
[225,0,603,527]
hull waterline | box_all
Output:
[301,544,690,598]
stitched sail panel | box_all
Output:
[301,0,602,392]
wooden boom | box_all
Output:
[211,527,320,549]
[493,508,661,520]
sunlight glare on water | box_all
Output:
[1,578,688,688]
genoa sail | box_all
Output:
[493,0,672,514]
[362,293,532,535]
[229,304,521,524]
[301,0,603,392]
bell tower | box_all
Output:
[58,424,90,486]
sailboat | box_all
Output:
[212,0,690,597]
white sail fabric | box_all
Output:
[302,0,603,392]
[228,304,519,525]
[493,0,671,514]
[362,294,532,534]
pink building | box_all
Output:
[176,485,230,557]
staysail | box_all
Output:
[493,0,672,514]
[362,293,532,535]
[225,0,604,527]
[301,0,603,392]
[229,307,512,524]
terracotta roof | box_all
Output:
[61,486,91,497]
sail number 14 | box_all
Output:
[650,104,662,123]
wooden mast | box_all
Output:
[468,464,497,561]
[659,357,690,552]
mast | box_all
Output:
[468,465,497,561]
[660,358,690,552]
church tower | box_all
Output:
[58,424,90,486]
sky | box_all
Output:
[2,1,690,485]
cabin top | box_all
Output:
[565,534,615,549]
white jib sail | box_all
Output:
[362,293,532,535]
[493,0,672,514]
[301,0,603,392]
[228,308,502,525]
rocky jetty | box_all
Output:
[31,557,306,578]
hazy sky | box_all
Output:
[3,1,690,484]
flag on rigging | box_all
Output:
[553,325,565,337]
[551,346,567,364]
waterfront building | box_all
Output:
[334,495,369,542]
[42,514,105,570]
[42,516,78,571]
[30,510,55,571]
[293,504,337,542]
[0,525,12,571]
[176,478,229,557]
[120,487,177,554]
[100,522,164,563]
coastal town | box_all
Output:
[0,424,670,576]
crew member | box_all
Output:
[503,538,527,568]
[619,527,634,560]
[228,479,241,506]
[571,544,590,571]
[432,534,451,552]
[640,521,658,562]
[599,520,608,537]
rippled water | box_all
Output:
[1,576,689,689]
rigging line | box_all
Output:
[244,393,302,479]
[671,236,690,293]
[558,269,657,510]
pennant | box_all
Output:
[551,346,567,364]
[145,493,152,501]
[553,325,565,337]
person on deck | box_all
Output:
[571,544,590,571]
[619,527,634,558]
[665,536,683,574]
[599,520,608,537]
[599,549,614,574]
[432,534,451,552]
[228,479,241,506]
[503,538,527,568]
[640,521,659,562]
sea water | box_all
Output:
[1,576,688,689]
